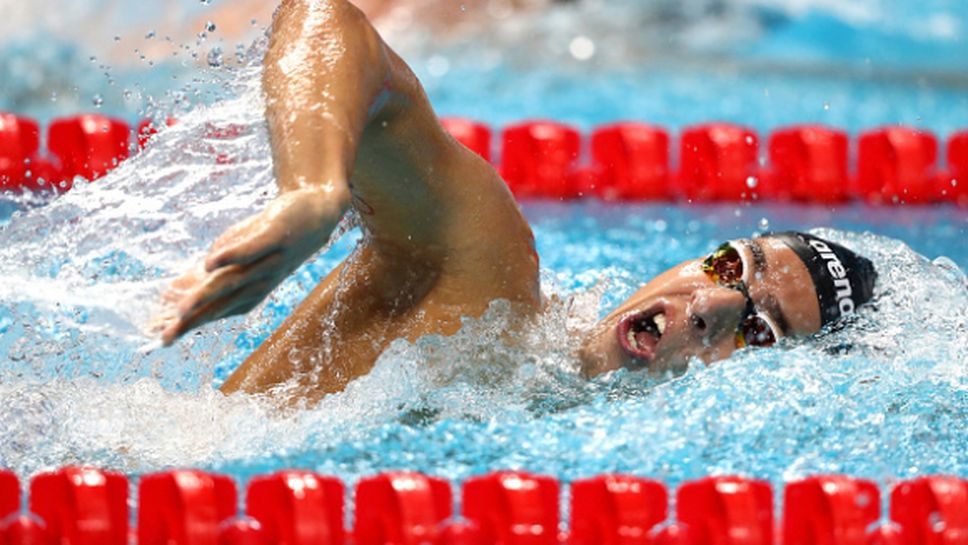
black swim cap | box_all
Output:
[767,232,877,326]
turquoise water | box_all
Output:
[0,0,966,494]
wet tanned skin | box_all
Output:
[158,0,822,405]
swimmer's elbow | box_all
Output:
[268,0,389,84]
[273,0,379,45]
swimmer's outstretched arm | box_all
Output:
[161,0,538,402]
[159,0,391,344]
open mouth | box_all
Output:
[616,306,668,366]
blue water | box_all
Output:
[0,0,965,499]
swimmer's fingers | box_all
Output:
[177,252,285,320]
[160,265,208,306]
[161,276,276,346]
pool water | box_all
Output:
[0,0,966,494]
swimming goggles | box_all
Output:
[701,241,781,348]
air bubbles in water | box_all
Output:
[207,47,224,68]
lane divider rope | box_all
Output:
[1,113,966,205]
[0,467,966,544]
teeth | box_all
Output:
[654,313,666,335]
[627,329,638,349]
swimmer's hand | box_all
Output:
[157,186,349,346]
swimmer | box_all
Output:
[157,0,877,404]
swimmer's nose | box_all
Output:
[688,287,746,340]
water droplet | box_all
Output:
[200,0,211,4]
[951,178,958,187]
[426,55,450,77]
[569,35,596,61]
[758,217,769,230]
[205,21,216,32]
[145,30,156,39]
[207,46,224,67]
[746,175,758,188]
[89,55,97,63]
[113,35,121,42]
[92,94,103,108]
[745,135,754,145]
[928,512,945,532]
[823,101,830,111]
[460,3,467,11]
[50,91,57,103]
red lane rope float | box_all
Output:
[891,476,968,545]
[29,467,129,545]
[501,120,581,199]
[0,470,17,521]
[0,516,49,545]
[218,519,269,545]
[0,468,967,545]
[462,471,561,545]
[678,476,774,545]
[856,127,939,205]
[569,475,667,545]
[590,123,672,201]
[138,470,236,545]
[0,114,62,194]
[48,115,131,186]
[766,125,850,203]
[946,131,968,204]
[0,114,38,192]
[2,111,968,206]
[246,471,344,545]
[679,123,760,202]
[782,476,881,545]
[354,472,452,545]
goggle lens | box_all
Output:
[737,314,778,348]
[703,241,780,349]
[702,243,744,285]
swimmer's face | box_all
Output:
[578,237,823,376]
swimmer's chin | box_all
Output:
[577,328,627,377]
